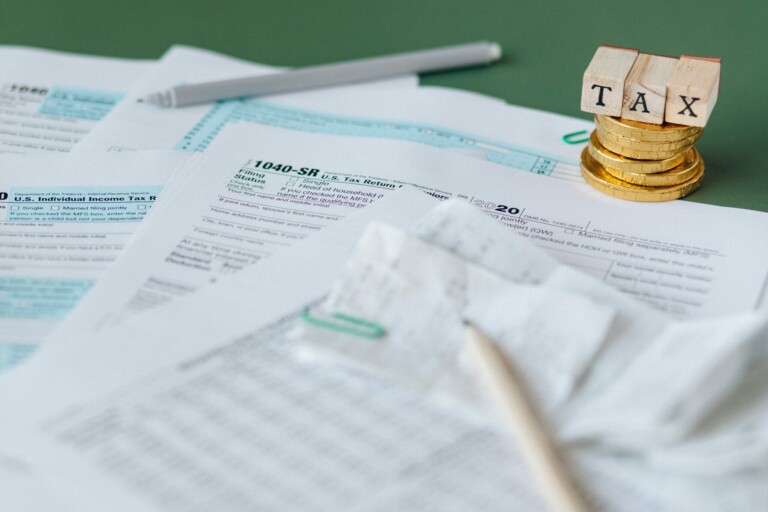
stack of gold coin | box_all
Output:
[580,115,705,202]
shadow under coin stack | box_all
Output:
[580,46,720,202]
[581,115,704,202]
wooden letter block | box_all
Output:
[581,46,639,116]
[621,53,678,125]
[664,56,721,127]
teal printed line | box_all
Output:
[177,100,240,152]
[0,277,94,320]
[6,185,162,223]
[0,343,37,373]
[39,86,123,121]
[176,99,576,176]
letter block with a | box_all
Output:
[621,53,678,125]
[581,46,639,116]
[664,56,721,127]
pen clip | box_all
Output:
[301,309,386,339]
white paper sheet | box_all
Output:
[50,123,768,354]
[563,312,768,446]
[0,150,196,370]
[640,312,768,475]
[0,46,150,154]
[72,45,588,183]
[0,188,740,511]
[0,454,77,512]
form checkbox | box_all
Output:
[565,229,574,234]
[50,205,59,210]
[10,205,19,210]
[137,204,147,210]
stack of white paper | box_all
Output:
[0,188,755,511]
[1,42,767,511]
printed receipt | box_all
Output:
[0,47,149,154]
[49,123,768,353]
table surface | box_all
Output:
[2,0,766,212]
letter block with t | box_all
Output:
[665,56,721,127]
[621,54,678,125]
[581,46,639,116]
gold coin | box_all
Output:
[595,130,693,160]
[580,148,704,202]
[602,148,702,186]
[596,125,700,152]
[588,132,687,174]
[595,114,703,142]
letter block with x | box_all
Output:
[664,56,721,128]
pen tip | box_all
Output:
[137,98,144,103]
[489,42,502,60]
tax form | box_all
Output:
[73,45,588,182]
[50,122,768,351]
[0,151,195,371]
[0,188,751,512]
[0,47,150,154]
[75,45,420,152]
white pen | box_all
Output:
[138,41,502,108]
[465,322,592,512]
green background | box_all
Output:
[2,0,766,211]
